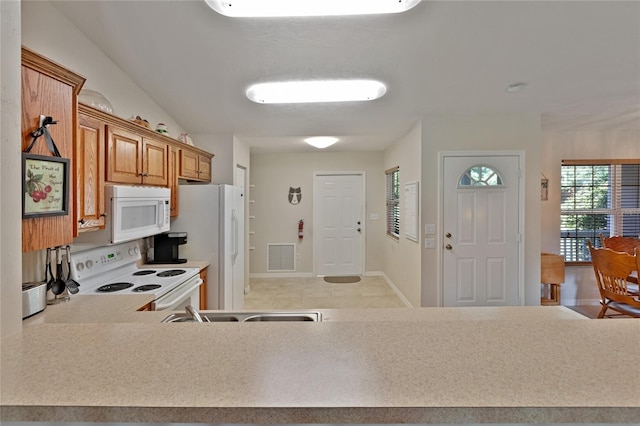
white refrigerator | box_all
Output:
[170,184,245,310]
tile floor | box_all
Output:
[244,276,407,310]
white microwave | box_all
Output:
[74,185,170,245]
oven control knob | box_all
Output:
[85,260,94,269]
[128,248,134,256]
[77,263,84,272]
[134,246,140,255]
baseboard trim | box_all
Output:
[250,272,313,279]
[562,298,600,306]
[381,272,413,308]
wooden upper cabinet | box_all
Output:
[179,149,199,180]
[179,149,213,182]
[142,137,169,186]
[106,125,143,184]
[21,47,85,252]
[198,155,212,182]
[76,113,106,234]
[106,126,168,186]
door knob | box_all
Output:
[445,244,452,250]
[357,221,361,225]
[445,233,452,238]
[357,228,361,232]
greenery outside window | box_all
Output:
[560,160,640,263]
[386,166,400,239]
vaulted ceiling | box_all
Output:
[52,0,640,152]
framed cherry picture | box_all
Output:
[22,153,70,218]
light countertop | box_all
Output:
[2,294,639,424]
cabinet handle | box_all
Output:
[139,172,149,177]
[100,213,107,218]
[78,218,86,225]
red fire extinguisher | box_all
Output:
[298,219,304,240]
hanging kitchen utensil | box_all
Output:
[51,246,66,296]
[64,245,80,294]
[45,247,54,291]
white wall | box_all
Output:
[21,0,186,138]
[420,114,542,307]
[249,151,385,276]
[541,128,640,305]
[1,0,23,338]
[383,122,422,307]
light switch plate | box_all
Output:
[369,213,380,220]
[425,224,436,235]
[424,238,436,249]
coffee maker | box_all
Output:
[149,232,188,264]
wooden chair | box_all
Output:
[587,241,640,318]
[599,233,640,255]
[599,233,640,294]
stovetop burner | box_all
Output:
[133,270,156,276]
[96,283,134,293]
[132,284,162,292]
[157,269,186,277]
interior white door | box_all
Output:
[442,155,521,306]
[314,173,364,276]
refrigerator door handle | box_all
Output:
[231,208,238,263]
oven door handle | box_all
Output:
[153,277,203,311]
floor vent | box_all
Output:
[267,244,295,271]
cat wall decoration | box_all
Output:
[288,187,301,205]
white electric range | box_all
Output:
[70,241,202,311]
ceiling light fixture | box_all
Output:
[505,82,528,93]
[305,137,339,149]
[205,0,420,17]
[246,79,387,104]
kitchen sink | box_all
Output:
[161,311,322,323]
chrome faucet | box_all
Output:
[185,305,204,323]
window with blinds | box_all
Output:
[386,166,400,239]
[560,160,640,263]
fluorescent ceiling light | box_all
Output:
[246,80,387,104]
[205,0,420,17]
[305,137,338,149]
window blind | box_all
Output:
[560,162,640,262]
[386,166,400,239]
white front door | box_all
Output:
[314,173,364,276]
[442,155,522,306]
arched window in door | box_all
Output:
[459,165,504,187]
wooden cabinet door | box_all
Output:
[106,126,143,184]
[21,47,85,252]
[142,138,168,186]
[76,114,106,234]
[168,145,179,217]
[179,149,212,182]
[179,149,199,180]
[198,155,212,182]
